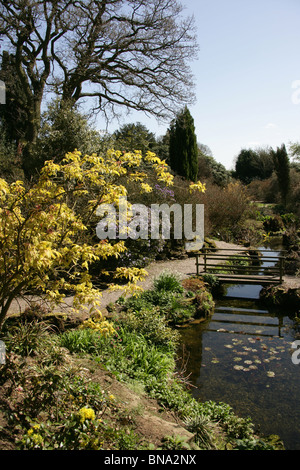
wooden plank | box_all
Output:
[216,278,280,285]
[198,264,281,273]
[195,248,285,285]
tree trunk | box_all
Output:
[21,96,43,179]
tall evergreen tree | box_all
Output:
[271,144,290,206]
[168,106,198,181]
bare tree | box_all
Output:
[0,0,198,175]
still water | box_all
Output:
[179,245,300,450]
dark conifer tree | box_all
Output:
[271,144,290,207]
[168,106,198,182]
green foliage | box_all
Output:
[263,215,285,233]
[0,125,23,182]
[161,435,192,450]
[1,296,283,450]
[198,152,230,187]
[234,437,283,450]
[235,147,274,183]
[117,308,180,351]
[60,326,175,385]
[169,106,198,182]
[271,144,290,206]
[0,51,28,145]
[2,324,142,450]
[201,273,220,289]
[195,400,254,441]
[121,270,215,324]
[113,122,157,154]
[183,414,216,449]
[153,270,184,293]
[281,212,299,228]
[290,141,300,161]
[121,286,195,325]
[20,410,103,450]
[3,321,54,357]
[193,290,214,317]
[58,328,105,355]
[34,99,110,168]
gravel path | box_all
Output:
[88,240,249,309]
[6,240,299,318]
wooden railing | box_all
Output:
[195,248,285,284]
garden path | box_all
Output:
[7,240,299,319]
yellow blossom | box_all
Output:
[140,182,153,193]
[31,434,43,446]
[189,181,206,193]
[78,407,96,423]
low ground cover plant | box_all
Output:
[119,271,214,324]
[0,270,284,450]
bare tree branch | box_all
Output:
[0,0,198,173]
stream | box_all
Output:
[179,240,300,450]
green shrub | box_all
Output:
[194,290,214,317]
[201,273,220,289]
[59,328,104,355]
[183,414,216,449]
[263,215,284,233]
[4,321,55,357]
[121,285,195,325]
[117,308,179,351]
[153,270,184,293]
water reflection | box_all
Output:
[179,243,300,450]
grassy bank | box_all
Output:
[0,271,284,450]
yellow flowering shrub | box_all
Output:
[0,149,177,330]
[189,180,206,194]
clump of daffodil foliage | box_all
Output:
[0,149,205,330]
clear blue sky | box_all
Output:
[97,0,300,170]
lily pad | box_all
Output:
[267,371,275,377]
[233,365,244,371]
